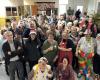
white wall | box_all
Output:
[0,0,23,17]
[24,0,34,5]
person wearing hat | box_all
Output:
[25,30,41,70]
[93,33,100,79]
[28,57,53,80]
[76,29,96,80]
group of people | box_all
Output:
[0,12,100,80]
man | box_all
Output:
[67,7,74,16]
[67,7,74,20]
[75,9,81,20]
[2,31,25,80]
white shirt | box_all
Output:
[9,42,19,61]
[96,40,100,55]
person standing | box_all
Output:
[75,9,81,20]
[25,30,41,70]
[0,30,6,61]
[76,29,96,80]
[67,7,74,20]
[42,31,58,66]
[57,31,74,65]
[2,31,25,80]
[93,33,100,79]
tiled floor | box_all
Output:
[0,63,29,80]
[0,63,78,80]
[0,64,9,80]
[0,63,95,80]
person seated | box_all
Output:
[28,57,53,80]
[56,57,76,80]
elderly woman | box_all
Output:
[76,29,96,80]
[93,33,100,78]
[56,57,76,80]
[65,22,73,33]
[28,57,53,80]
[73,20,80,32]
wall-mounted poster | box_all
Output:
[36,2,55,11]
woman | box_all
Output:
[76,29,96,80]
[28,57,53,80]
[0,29,6,61]
[73,20,80,32]
[57,31,74,65]
[25,30,41,70]
[42,31,58,66]
[70,27,79,72]
[56,57,75,80]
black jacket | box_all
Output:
[25,38,41,61]
[2,40,23,64]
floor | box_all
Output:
[0,63,95,80]
[0,64,9,80]
[0,63,78,80]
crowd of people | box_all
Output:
[0,11,100,80]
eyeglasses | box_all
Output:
[7,34,13,37]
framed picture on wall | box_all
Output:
[36,2,55,11]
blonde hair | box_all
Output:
[4,31,13,36]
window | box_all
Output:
[6,7,11,16]
[12,7,17,16]
[6,7,17,16]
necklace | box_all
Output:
[34,65,48,80]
